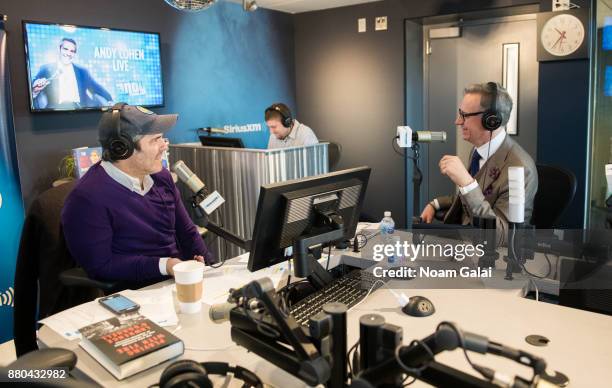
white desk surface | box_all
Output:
[39,252,612,387]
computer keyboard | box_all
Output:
[289,269,386,326]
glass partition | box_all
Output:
[588,0,612,228]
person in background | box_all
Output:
[265,102,318,149]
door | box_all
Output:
[420,14,539,211]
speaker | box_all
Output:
[481,82,502,131]
[107,102,134,161]
[159,359,263,388]
[265,103,293,128]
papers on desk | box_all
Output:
[200,252,289,305]
[40,286,178,340]
[356,222,380,239]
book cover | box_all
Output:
[72,147,103,178]
[79,315,183,380]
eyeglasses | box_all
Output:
[458,109,486,121]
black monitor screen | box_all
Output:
[199,136,245,148]
[23,21,163,112]
[248,167,371,272]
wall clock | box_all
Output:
[537,9,589,61]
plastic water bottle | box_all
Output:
[380,211,396,264]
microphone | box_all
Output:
[399,323,547,386]
[396,126,446,147]
[209,302,236,324]
[172,160,225,215]
[508,166,525,224]
[209,299,262,324]
[201,127,229,134]
[172,160,206,195]
[412,131,447,143]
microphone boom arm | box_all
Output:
[191,195,251,250]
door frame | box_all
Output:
[420,13,537,208]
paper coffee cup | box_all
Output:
[174,261,205,314]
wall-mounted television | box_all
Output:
[23,21,163,112]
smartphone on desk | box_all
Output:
[98,294,140,315]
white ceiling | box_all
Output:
[228,0,383,14]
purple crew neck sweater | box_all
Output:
[61,163,214,282]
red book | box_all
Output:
[79,315,183,380]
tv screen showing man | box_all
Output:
[31,38,113,110]
[24,21,164,112]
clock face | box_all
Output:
[540,14,585,56]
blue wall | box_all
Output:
[163,2,296,148]
[537,60,590,228]
[0,21,25,343]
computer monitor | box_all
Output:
[199,135,245,148]
[248,167,371,281]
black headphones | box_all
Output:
[265,103,293,128]
[158,360,263,388]
[107,102,135,161]
[481,82,503,132]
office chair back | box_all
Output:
[531,164,576,229]
[326,141,342,171]
[13,181,101,357]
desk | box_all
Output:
[39,250,612,387]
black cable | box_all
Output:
[394,339,435,377]
[325,243,332,271]
[510,224,552,279]
[411,143,423,189]
[209,209,227,268]
[403,375,417,386]
[436,322,485,380]
[552,253,560,279]
[392,136,406,157]
[391,137,423,207]
[346,339,360,378]
[349,232,369,250]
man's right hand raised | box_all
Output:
[420,203,435,224]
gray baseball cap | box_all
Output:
[98,103,178,146]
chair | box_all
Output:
[13,182,118,357]
[531,164,577,229]
[428,164,576,228]
[326,141,342,171]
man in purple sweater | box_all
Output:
[62,103,215,283]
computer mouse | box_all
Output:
[401,296,435,317]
